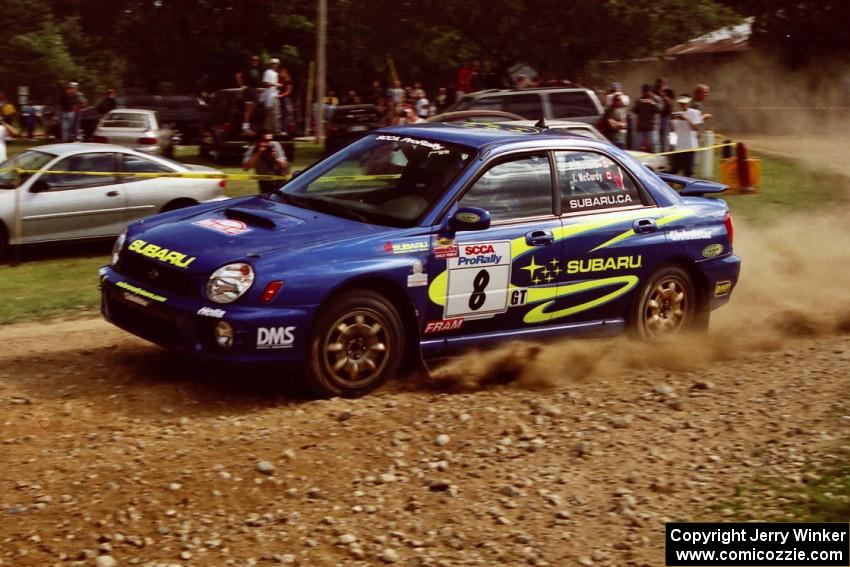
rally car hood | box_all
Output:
[124,196,395,273]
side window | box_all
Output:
[123,154,172,180]
[41,153,117,189]
[500,94,544,119]
[556,151,644,214]
[460,154,552,222]
[549,92,599,118]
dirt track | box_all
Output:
[0,315,848,567]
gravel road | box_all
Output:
[1,211,849,566]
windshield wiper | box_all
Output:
[294,195,370,223]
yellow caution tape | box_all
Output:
[636,141,737,160]
[313,173,401,183]
[0,167,292,182]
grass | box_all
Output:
[0,140,847,324]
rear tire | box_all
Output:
[306,289,404,398]
[630,265,698,340]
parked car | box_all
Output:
[199,88,295,164]
[0,143,227,256]
[447,87,604,124]
[427,110,524,124]
[101,123,740,398]
[92,109,177,158]
[325,104,384,154]
[500,119,670,172]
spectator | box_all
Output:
[604,83,630,107]
[653,79,674,152]
[278,66,294,133]
[415,91,431,119]
[670,96,703,177]
[456,62,472,97]
[95,88,118,115]
[435,87,449,113]
[369,80,384,106]
[400,106,425,125]
[386,80,404,108]
[411,81,425,100]
[323,90,339,119]
[20,104,37,139]
[58,82,82,142]
[470,61,482,92]
[0,92,16,127]
[261,58,282,133]
[631,83,661,152]
[691,83,712,116]
[242,129,289,194]
[600,94,627,149]
[235,54,262,135]
[0,116,19,162]
[344,90,361,105]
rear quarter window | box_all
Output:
[556,151,646,214]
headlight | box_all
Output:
[206,263,255,304]
[112,229,127,265]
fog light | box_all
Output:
[214,321,234,350]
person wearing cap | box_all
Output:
[58,82,82,142]
[261,58,282,133]
[670,95,703,177]
[604,82,630,108]
[236,55,262,136]
[631,83,661,153]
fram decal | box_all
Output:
[714,280,732,297]
[257,326,295,349]
[424,318,464,334]
[385,240,429,254]
[193,218,250,236]
[128,239,196,268]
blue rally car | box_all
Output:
[100,122,740,397]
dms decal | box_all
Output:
[257,326,296,349]
[128,239,196,269]
[193,218,250,236]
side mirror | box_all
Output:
[448,206,491,232]
[30,180,50,193]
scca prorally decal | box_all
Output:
[128,239,196,268]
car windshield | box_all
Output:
[0,150,56,189]
[280,133,474,226]
[101,112,150,129]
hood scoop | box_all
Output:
[223,206,283,229]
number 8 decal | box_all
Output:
[468,269,490,310]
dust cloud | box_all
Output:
[424,211,850,391]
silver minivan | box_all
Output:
[448,87,604,125]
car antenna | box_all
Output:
[534,116,547,129]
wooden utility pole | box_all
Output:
[315,0,327,145]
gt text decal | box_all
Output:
[257,326,295,349]
[128,239,196,269]
[193,218,251,236]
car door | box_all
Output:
[20,152,127,241]
[119,153,177,222]
[546,149,661,325]
[425,152,563,342]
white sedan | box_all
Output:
[92,109,176,157]
[0,143,227,255]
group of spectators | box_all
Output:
[235,54,294,136]
[599,79,713,176]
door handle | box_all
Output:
[525,229,554,246]
[633,218,657,234]
[106,191,119,197]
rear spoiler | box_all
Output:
[657,173,728,197]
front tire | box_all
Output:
[631,265,697,340]
[306,289,404,398]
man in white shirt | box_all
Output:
[670,96,702,177]
[0,117,19,162]
[261,58,282,132]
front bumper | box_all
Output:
[99,266,315,364]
